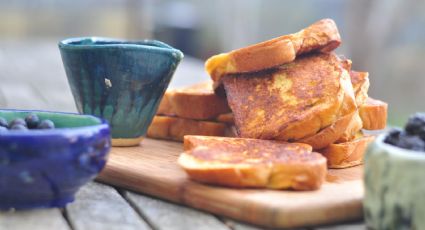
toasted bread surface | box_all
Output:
[350,71,370,106]
[222,52,356,141]
[320,134,375,169]
[215,113,234,124]
[205,19,341,87]
[147,116,228,142]
[179,136,327,190]
[359,97,388,130]
[336,111,363,143]
[299,111,356,150]
[156,82,230,120]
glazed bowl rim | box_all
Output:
[58,37,183,59]
[374,133,425,160]
[0,109,109,137]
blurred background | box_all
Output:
[0,0,424,125]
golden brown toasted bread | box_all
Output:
[179,136,327,190]
[157,82,230,120]
[215,113,234,124]
[147,116,231,142]
[222,52,356,141]
[350,71,370,106]
[359,97,388,130]
[319,133,375,169]
[205,18,341,88]
[299,111,356,150]
[335,111,363,143]
[326,70,369,143]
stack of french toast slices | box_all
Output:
[147,19,388,191]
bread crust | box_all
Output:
[215,113,234,124]
[205,19,341,87]
[157,82,230,120]
[299,111,355,150]
[147,116,228,142]
[320,134,375,169]
[179,136,327,190]
[350,71,370,106]
[359,97,388,130]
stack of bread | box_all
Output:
[148,19,388,190]
[147,82,235,141]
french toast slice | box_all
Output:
[222,52,356,141]
[147,116,232,142]
[336,111,363,143]
[359,97,388,130]
[350,71,370,106]
[179,136,327,190]
[299,111,356,150]
[215,113,234,124]
[319,133,375,169]
[157,82,230,120]
[328,70,369,143]
[205,18,341,88]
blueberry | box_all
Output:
[405,113,425,135]
[384,128,402,145]
[396,132,425,151]
[417,126,425,141]
[25,113,40,129]
[10,124,28,131]
[0,117,8,128]
[37,120,55,129]
[9,118,26,129]
[0,126,8,132]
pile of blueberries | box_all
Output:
[384,113,425,151]
[0,113,55,132]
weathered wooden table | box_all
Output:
[0,41,365,230]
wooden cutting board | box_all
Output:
[97,138,364,229]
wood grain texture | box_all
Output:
[97,138,364,229]
[316,223,366,230]
[66,182,151,230]
[221,219,273,230]
[125,191,230,230]
[0,209,70,230]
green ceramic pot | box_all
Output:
[364,134,425,229]
[59,37,183,146]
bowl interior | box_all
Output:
[66,38,165,47]
[0,110,102,129]
[374,133,425,160]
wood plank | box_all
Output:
[125,191,230,230]
[0,209,70,230]
[97,138,364,229]
[66,182,151,230]
[221,219,270,230]
[316,222,366,230]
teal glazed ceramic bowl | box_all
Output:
[364,134,425,229]
[59,37,183,146]
[0,109,110,209]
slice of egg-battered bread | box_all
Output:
[179,135,327,190]
[350,71,370,106]
[157,81,230,120]
[222,52,356,141]
[147,116,232,142]
[359,97,388,130]
[320,133,375,169]
[205,18,341,89]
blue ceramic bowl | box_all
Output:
[0,109,111,210]
[59,37,184,146]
